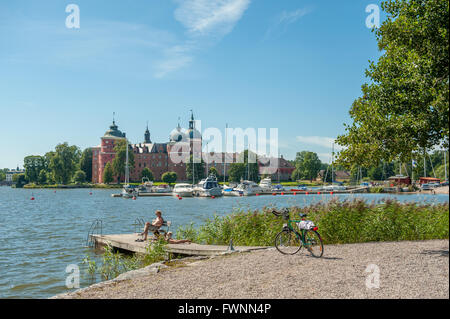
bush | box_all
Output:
[73,170,86,184]
[161,172,177,185]
[141,168,154,181]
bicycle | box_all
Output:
[271,208,324,258]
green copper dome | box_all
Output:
[104,121,126,138]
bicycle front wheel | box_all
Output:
[274,230,302,255]
[304,230,323,258]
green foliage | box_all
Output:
[0,170,5,181]
[82,240,167,282]
[103,162,114,184]
[228,163,245,182]
[228,150,259,182]
[176,200,449,246]
[293,151,322,182]
[73,170,86,184]
[337,0,449,167]
[37,169,47,185]
[112,140,134,183]
[79,148,93,183]
[186,155,205,184]
[12,173,27,188]
[208,166,219,178]
[161,171,177,184]
[48,143,81,184]
[141,238,167,266]
[141,167,154,181]
[24,155,46,183]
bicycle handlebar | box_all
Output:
[271,208,290,220]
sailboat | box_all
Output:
[121,140,137,198]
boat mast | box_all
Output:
[125,139,129,185]
[192,154,195,185]
[331,143,334,184]
[247,145,250,181]
[206,141,209,176]
[223,123,227,184]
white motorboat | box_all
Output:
[222,183,237,196]
[173,183,194,197]
[259,177,273,192]
[232,180,263,196]
[193,175,223,197]
[153,184,172,193]
[322,185,346,191]
[272,184,285,192]
[137,178,154,194]
[122,185,137,198]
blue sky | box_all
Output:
[0,0,383,168]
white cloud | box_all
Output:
[154,0,251,77]
[2,2,251,79]
[174,0,251,37]
[265,7,312,40]
[278,8,311,25]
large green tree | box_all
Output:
[112,140,134,183]
[293,151,322,182]
[103,162,114,184]
[24,155,46,183]
[337,0,449,167]
[49,143,81,184]
[79,148,93,183]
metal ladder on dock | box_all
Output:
[86,219,103,248]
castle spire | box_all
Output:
[189,109,195,129]
[144,121,151,143]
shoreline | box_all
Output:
[12,184,450,195]
[53,239,449,299]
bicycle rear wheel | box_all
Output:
[274,230,302,255]
[304,230,323,258]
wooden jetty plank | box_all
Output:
[91,234,268,256]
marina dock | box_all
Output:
[111,187,370,197]
[91,233,268,256]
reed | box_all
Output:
[176,199,449,246]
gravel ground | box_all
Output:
[60,239,448,299]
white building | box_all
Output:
[5,167,25,182]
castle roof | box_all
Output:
[103,121,126,139]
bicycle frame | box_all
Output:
[283,219,317,248]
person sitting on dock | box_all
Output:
[164,232,191,244]
[136,210,164,242]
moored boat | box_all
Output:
[193,175,223,197]
[232,180,263,196]
[173,183,194,197]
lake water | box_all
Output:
[0,186,448,299]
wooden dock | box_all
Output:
[91,234,268,256]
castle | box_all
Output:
[91,113,294,183]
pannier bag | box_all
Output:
[297,220,315,230]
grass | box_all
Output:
[176,199,449,246]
